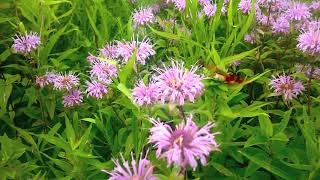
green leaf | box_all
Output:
[239,150,291,179]
[211,162,237,177]
[222,47,258,65]
[244,134,268,148]
[64,114,75,147]
[259,115,273,137]
[117,83,133,100]
[119,51,135,84]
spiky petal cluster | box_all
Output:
[12,32,41,54]
[167,0,186,11]
[53,72,79,91]
[285,2,311,21]
[272,16,290,34]
[99,43,118,59]
[270,74,304,100]
[62,90,83,107]
[297,30,320,55]
[202,3,217,17]
[133,8,155,26]
[149,115,219,170]
[117,39,155,65]
[90,61,117,84]
[87,53,100,64]
[132,81,158,106]
[153,62,204,105]
[86,81,108,99]
[105,152,158,180]
[238,0,252,14]
[310,1,320,11]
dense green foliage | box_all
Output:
[0,0,319,179]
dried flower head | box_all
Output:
[149,115,219,170]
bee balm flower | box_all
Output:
[297,30,320,55]
[104,152,158,180]
[270,74,304,100]
[149,115,219,170]
[62,90,83,107]
[153,61,204,105]
[132,8,155,26]
[12,32,41,54]
[132,81,158,106]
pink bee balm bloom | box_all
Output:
[238,0,252,14]
[90,61,117,84]
[203,3,217,17]
[36,75,50,87]
[86,53,100,64]
[104,152,158,180]
[149,115,219,170]
[270,74,304,100]
[153,61,204,105]
[272,15,290,34]
[167,0,186,11]
[285,2,311,21]
[62,90,83,107]
[133,8,155,26]
[117,38,155,65]
[53,72,79,91]
[45,71,58,84]
[99,43,118,59]
[137,38,156,65]
[132,81,158,106]
[86,81,108,99]
[199,0,211,6]
[12,32,41,54]
[297,30,320,55]
[310,1,320,11]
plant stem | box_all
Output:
[307,67,314,115]
[178,105,187,123]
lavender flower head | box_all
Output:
[133,8,155,26]
[53,72,79,91]
[104,152,158,180]
[132,81,158,106]
[90,61,117,84]
[238,0,252,14]
[149,115,219,170]
[63,90,83,107]
[99,43,118,59]
[117,38,155,65]
[87,53,100,64]
[86,81,108,99]
[272,15,290,34]
[153,61,204,105]
[310,1,320,11]
[285,2,311,21]
[202,3,217,17]
[297,30,320,55]
[167,0,186,11]
[270,74,304,100]
[12,32,41,54]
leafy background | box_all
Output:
[0,0,319,179]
